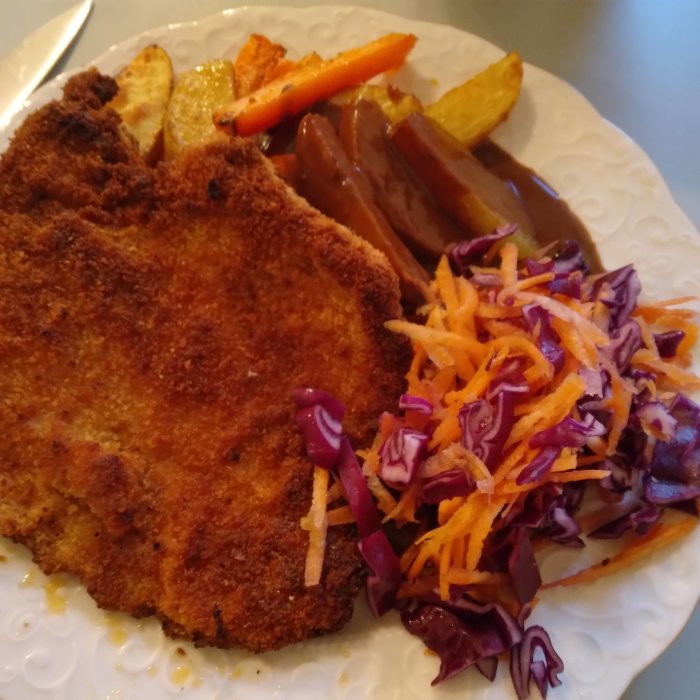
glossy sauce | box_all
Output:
[474,139,604,272]
[266,104,604,274]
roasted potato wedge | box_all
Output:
[110,44,173,163]
[424,51,523,148]
[333,83,423,124]
[392,112,538,257]
[163,59,235,160]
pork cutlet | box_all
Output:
[0,71,410,651]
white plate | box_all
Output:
[1,6,699,700]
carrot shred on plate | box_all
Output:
[542,516,698,589]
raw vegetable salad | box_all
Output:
[295,228,700,698]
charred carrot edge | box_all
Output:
[215,32,417,136]
[541,517,698,589]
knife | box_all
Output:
[0,0,92,129]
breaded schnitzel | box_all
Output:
[0,71,409,652]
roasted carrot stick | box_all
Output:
[215,32,417,136]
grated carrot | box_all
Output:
[601,358,633,454]
[505,374,585,448]
[632,349,700,389]
[382,483,420,524]
[542,517,697,589]
[301,467,329,587]
[499,242,520,288]
[465,497,507,570]
[326,505,355,526]
[320,236,699,623]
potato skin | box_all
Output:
[109,44,174,164]
[163,59,236,161]
[425,51,523,148]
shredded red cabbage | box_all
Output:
[508,528,542,604]
[522,303,565,373]
[592,264,641,330]
[516,446,562,485]
[448,223,518,275]
[470,271,504,287]
[649,393,700,487]
[589,502,660,539]
[604,319,643,372]
[291,387,345,420]
[401,596,523,686]
[636,401,678,440]
[510,625,564,700]
[548,270,583,298]
[421,469,475,504]
[654,329,685,358]
[335,437,381,538]
[379,428,429,487]
[525,258,553,276]
[292,386,346,469]
[578,367,606,398]
[358,529,402,617]
[460,383,520,470]
[529,413,606,449]
[398,393,433,416]
[548,504,584,547]
[294,403,344,469]
[645,477,700,505]
[551,240,588,275]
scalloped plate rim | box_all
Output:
[0,6,699,700]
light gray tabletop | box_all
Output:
[1,1,698,698]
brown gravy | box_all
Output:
[266,106,604,274]
[474,139,603,272]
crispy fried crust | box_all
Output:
[0,71,410,652]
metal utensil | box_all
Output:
[0,0,92,129]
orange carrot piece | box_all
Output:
[465,497,506,570]
[437,496,466,526]
[439,540,454,599]
[383,483,420,524]
[542,517,697,589]
[216,33,417,136]
[397,576,440,599]
[268,153,297,182]
[632,349,700,389]
[548,468,611,483]
[445,570,509,587]
[233,34,288,97]
[326,505,355,526]
[386,320,487,365]
[301,467,329,586]
[602,359,633,454]
[263,51,323,84]
[499,242,519,288]
[505,374,585,449]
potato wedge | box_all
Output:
[424,51,523,148]
[109,45,173,163]
[392,113,538,257]
[163,59,235,160]
[334,83,422,124]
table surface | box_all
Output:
[1,1,698,699]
